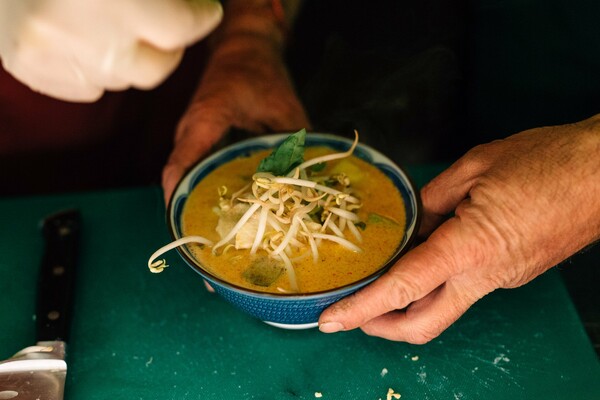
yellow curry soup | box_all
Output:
[182,147,406,294]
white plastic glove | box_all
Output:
[0,0,223,102]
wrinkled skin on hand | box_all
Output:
[161,36,310,204]
[319,114,600,343]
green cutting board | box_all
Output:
[1,166,598,399]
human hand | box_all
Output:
[161,26,310,203]
[0,0,222,102]
[319,114,600,343]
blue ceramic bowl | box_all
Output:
[168,133,421,329]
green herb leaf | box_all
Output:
[355,221,367,230]
[367,213,399,226]
[257,129,306,175]
[310,162,327,172]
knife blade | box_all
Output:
[0,209,81,400]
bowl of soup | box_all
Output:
[150,130,421,329]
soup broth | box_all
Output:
[182,147,406,294]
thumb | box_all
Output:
[359,276,483,343]
[318,216,493,342]
[162,111,230,204]
[318,233,459,333]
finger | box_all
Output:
[418,152,487,236]
[117,42,184,89]
[204,280,215,293]
[80,39,184,91]
[360,277,484,343]
[162,106,232,203]
[162,163,186,206]
[319,224,461,333]
[13,61,104,102]
[127,0,223,50]
[4,38,105,102]
[72,49,131,92]
[262,98,312,133]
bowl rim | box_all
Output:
[166,132,422,300]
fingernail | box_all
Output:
[319,322,345,333]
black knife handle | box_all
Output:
[36,209,81,343]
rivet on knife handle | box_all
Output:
[36,209,81,343]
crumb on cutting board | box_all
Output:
[386,388,401,400]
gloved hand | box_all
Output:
[0,0,223,102]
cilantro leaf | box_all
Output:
[310,162,327,172]
[257,129,306,175]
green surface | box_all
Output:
[1,167,599,399]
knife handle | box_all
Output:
[36,209,81,343]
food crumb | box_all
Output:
[386,388,401,400]
[380,368,388,377]
[315,392,323,398]
[493,354,510,364]
[411,355,419,361]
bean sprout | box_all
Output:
[147,131,364,292]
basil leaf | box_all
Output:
[310,162,326,172]
[257,129,306,175]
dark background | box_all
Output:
[286,0,600,355]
